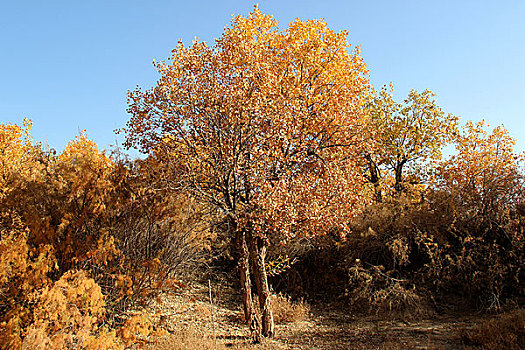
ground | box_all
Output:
[135,278,486,350]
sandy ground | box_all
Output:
[136,279,483,350]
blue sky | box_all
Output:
[1,0,524,154]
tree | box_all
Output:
[436,120,524,223]
[123,7,370,339]
[365,84,458,199]
[425,121,525,306]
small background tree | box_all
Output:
[365,84,458,200]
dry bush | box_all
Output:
[22,270,121,350]
[345,169,525,311]
[0,121,210,348]
[270,293,310,324]
[424,121,525,308]
[117,313,156,348]
[339,197,436,316]
[340,121,525,313]
[110,155,212,279]
[461,309,525,349]
[0,215,57,349]
[347,263,426,317]
[101,155,212,317]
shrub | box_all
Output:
[22,270,121,350]
[0,121,210,348]
[347,263,422,315]
[270,293,310,324]
[414,122,524,308]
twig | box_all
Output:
[364,262,408,283]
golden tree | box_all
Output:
[436,120,524,222]
[426,121,525,307]
[365,84,458,199]
[124,7,370,339]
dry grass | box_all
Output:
[141,329,226,350]
[140,329,278,350]
[461,309,525,349]
[271,293,310,324]
[237,293,310,325]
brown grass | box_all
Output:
[237,293,310,325]
[461,309,525,349]
[141,329,226,350]
[271,292,310,324]
[140,329,278,350]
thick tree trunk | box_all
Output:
[235,229,261,342]
[248,232,275,338]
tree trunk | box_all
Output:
[248,231,275,338]
[235,229,261,342]
[394,159,407,193]
[366,154,382,202]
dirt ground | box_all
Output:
[136,279,486,350]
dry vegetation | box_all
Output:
[270,293,310,325]
[461,309,525,349]
[2,7,525,350]
[2,118,524,349]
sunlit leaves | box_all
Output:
[124,7,371,239]
[0,119,42,200]
[365,84,458,194]
[0,121,185,348]
[436,120,524,216]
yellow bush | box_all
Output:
[23,270,122,350]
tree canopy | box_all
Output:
[365,84,458,197]
[124,8,371,238]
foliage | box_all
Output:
[124,6,370,239]
[22,270,120,350]
[425,120,525,308]
[0,121,210,348]
[0,215,56,349]
[365,84,458,196]
[434,120,524,222]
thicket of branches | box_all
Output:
[271,119,525,315]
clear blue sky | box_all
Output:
[1,0,524,153]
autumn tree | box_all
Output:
[424,121,525,306]
[365,84,458,199]
[123,7,370,339]
[435,120,524,225]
